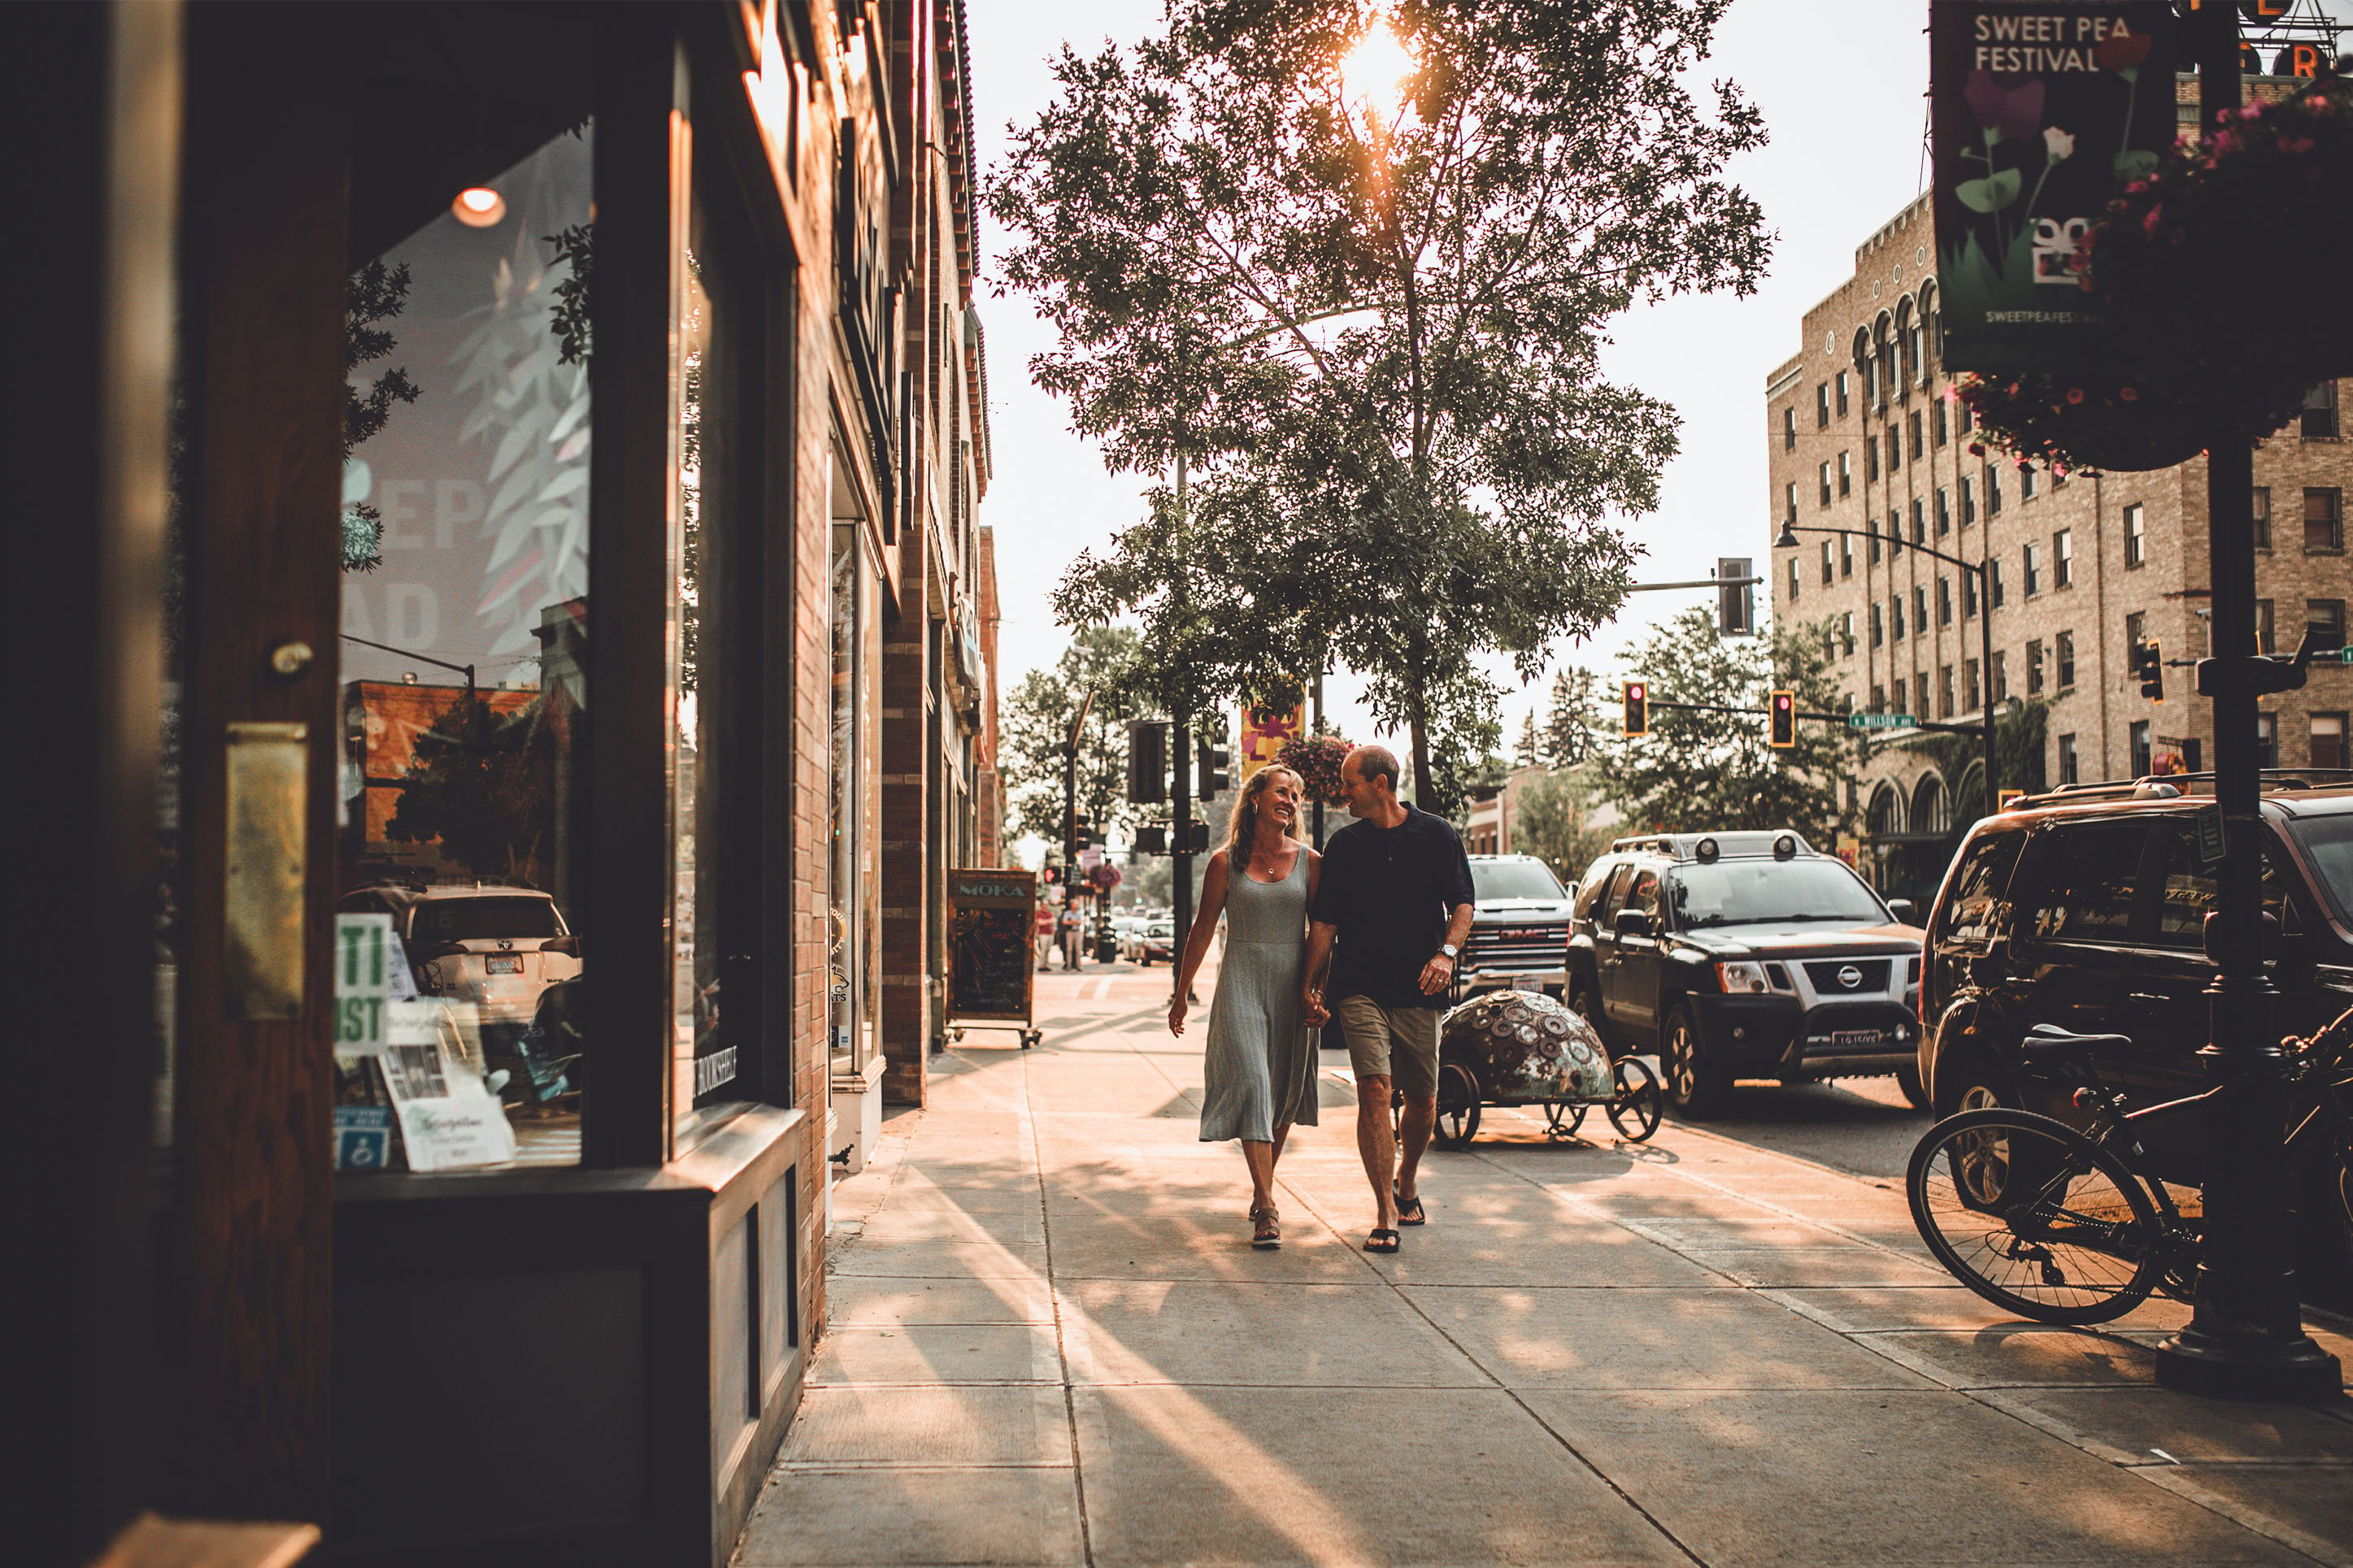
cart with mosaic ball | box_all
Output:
[1429,988,1662,1147]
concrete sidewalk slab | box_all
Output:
[781,1385,1072,1467]
[1999,1385,2353,1464]
[833,1236,1054,1280]
[824,1277,1056,1327]
[1071,1383,1689,1567]
[1402,1283,1936,1392]
[1062,1279,1491,1388]
[811,1324,1064,1387]
[1864,1325,2170,1389]
[1520,1388,2314,1566]
[733,1467,1085,1568]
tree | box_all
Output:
[998,627,1146,847]
[994,0,1771,812]
[386,693,561,886]
[1590,607,1865,846]
[1511,763,1620,888]
[1514,710,1542,770]
[1542,667,1599,767]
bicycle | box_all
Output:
[1905,1012,2353,1326]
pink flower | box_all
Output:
[2043,126,2076,160]
[2065,388,2086,405]
[2119,387,2139,402]
[1968,441,1986,456]
[2097,31,2152,72]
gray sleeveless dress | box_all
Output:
[1198,849,1320,1142]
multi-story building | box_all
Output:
[1765,180,2349,901]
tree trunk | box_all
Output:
[1407,689,1435,809]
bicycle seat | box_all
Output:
[2020,1023,2130,1060]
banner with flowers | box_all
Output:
[1931,2,2177,372]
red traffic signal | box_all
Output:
[1622,680,1648,736]
[1769,689,1797,749]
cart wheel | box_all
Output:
[951,1028,966,1044]
[1021,1030,1040,1049]
[1543,1099,1589,1140]
[1607,1057,1664,1142]
[1433,1062,1482,1149]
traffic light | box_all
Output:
[1196,741,1231,797]
[1127,719,1168,803]
[1622,680,1648,736]
[1185,821,1211,853]
[1072,814,1097,851]
[2133,638,2164,701]
[1717,557,1755,638]
[1040,865,1062,887]
[1768,689,1797,749]
[1133,824,1168,855]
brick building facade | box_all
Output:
[1765,141,2349,901]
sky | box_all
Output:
[963,0,2351,754]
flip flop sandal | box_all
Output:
[1363,1227,1401,1254]
[1250,1206,1282,1250]
[1393,1186,1427,1226]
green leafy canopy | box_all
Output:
[989,0,1770,810]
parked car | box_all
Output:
[1565,831,1926,1116]
[1112,914,1146,961]
[1138,919,1176,965]
[337,883,582,1100]
[1459,853,1574,997]
[1920,774,2353,1187]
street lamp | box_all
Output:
[1775,519,1996,823]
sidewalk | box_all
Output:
[736,966,2353,1568]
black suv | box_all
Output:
[1920,775,2353,1185]
[1566,832,1926,1116]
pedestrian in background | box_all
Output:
[1303,745,1474,1254]
[1059,904,1084,971]
[1034,901,1056,971]
[1170,765,1320,1249]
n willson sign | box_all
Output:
[1931,1,2177,373]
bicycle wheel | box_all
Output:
[1907,1108,2165,1326]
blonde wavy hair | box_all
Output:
[1224,765,1304,865]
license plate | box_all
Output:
[487,955,523,975]
[1831,1028,1888,1047]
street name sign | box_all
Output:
[1850,712,1920,731]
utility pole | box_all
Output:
[2154,2,2338,1402]
[1062,688,1094,958]
[1310,664,1326,849]
[1171,453,1194,999]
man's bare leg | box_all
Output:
[1355,1077,1399,1229]
[1394,1093,1437,1205]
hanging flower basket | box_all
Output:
[1955,363,2310,474]
[1277,732,1353,804]
[2080,74,2353,389]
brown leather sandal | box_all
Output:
[1250,1205,1282,1250]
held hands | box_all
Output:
[1302,986,1330,1027]
[1418,952,1455,996]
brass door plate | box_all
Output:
[224,720,309,1019]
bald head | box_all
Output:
[1346,745,1401,794]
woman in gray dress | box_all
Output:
[1169,765,1320,1249]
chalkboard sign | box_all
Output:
[947,868,1037,1023]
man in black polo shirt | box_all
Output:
[1303,745,1474,1253]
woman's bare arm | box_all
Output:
[1168,852,1230,1034]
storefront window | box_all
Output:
[672,169,757,1149]
[829,511,881,1079]
[334,124,594,1171]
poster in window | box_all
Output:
[1932,1,2176,371]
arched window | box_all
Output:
[1868,783,1907,838]
[1872,314,1896,412]
[1912,772,1951,837]
[1954,759,1985,823]
[1916,281,1941,383]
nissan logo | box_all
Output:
[1837,964,1863,989]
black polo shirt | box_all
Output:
[1310,804,1477,1010]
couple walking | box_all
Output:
[1168,745,1475,1253]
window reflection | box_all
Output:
[333,124,594,1171]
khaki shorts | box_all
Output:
[1334,995,1441,1100]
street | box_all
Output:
[737,960,2353,1568]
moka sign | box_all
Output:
[1932,2,2177,372]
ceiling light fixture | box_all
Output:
[451,186,507,228]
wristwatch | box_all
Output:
[1438,943,1459,959]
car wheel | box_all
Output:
[1568,985,1609,1051]
[1894,1063,1931,1112]
[1933,1051,2017,1120]
[1661,1003,1731,1118]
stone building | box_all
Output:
[1764,157,2348,901]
